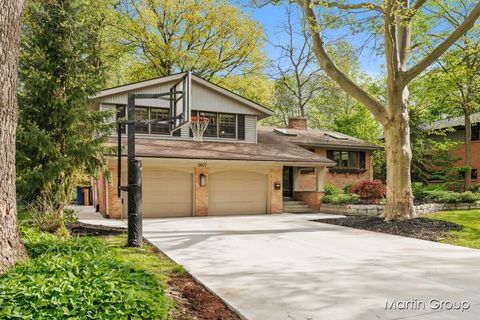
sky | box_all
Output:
[234,1,385,76]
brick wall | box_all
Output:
[194,167,208,216]
[294,191,324,210]
[106,162,123,219]
[448,141,480,187]
[270,168,283,213]
[315,148,374,189]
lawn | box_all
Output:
[426,210,480,249]
[0,224,183,319]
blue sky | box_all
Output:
[235,2,384,76]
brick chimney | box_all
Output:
[288,117,308,130]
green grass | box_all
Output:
[0,219,186,319]
[426,210,480,249]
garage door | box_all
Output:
[142,168,193,217]
[209,170,268,216]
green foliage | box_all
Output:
[17,0,114,207]
[372,150,386,182]
[324,184,342,196]
[0,228,174,319]
[413,183,480,203]
[323,184,360,204]
[110,0,266,84]
[322,193,360,205]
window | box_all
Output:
[219,113,236,138]
[197,111,217,137]
[150,108,170,134]
[327,150,366,169]
[135,107,149,134]
[472,126,480,141]
[190,111,238,139]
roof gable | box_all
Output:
[94,72,272,118]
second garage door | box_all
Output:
[209,170,268,216]
[142,168,193,218]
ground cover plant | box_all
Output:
[0,227,175,319]
[0,214,241,320]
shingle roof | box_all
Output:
[423,112,480,130]
[258,126,382,150]
[108,130,335,165]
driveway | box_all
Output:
[80,210,480,320]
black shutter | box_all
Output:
[359,152,366,169]
[238,114,245,140]
[326,150,334,160]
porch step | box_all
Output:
[283,200,316,213]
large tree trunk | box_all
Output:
[383,89,415,220]
[0,0,27,273]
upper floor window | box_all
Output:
[219,113,236,138]
[115,105,241,140]
[150,108,170,134]
[327,150,366,169]
[135,107,149,134]
[192,111,237,139]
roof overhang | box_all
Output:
[295,142,383,151]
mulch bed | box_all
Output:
[315,216,463,241]
[168,274,240,320]
[67,222,126,236]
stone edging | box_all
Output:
[320,202,480,216]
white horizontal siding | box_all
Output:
[98,81,261,116]
[99,82,260,144]
[245,115,257,143]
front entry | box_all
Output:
[283,167,293,198]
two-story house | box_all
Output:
[90,72,381,218]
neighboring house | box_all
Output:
[90,72,380,218]
[425,113,480,186]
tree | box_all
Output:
[270,7,324,121]
[17,0,113,223]
[277,0,480,220]
[419,1,480,189]
[111,0,266,83]
[0,0,28,273]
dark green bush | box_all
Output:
[0,228,173,319]
[322,193,360,204]
[423,190,480,204]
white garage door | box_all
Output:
[209,170,268,216]
[142,168,193,217]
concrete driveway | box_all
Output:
[79,209,480,319]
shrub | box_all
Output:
[322,193,360,204]
[423,190,480,203]
[0,228,173,319]
[351,180,386,201]
[343,183,353,194]
[324,184,342,196]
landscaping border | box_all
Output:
[320,202,480,216]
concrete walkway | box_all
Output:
[78,207,480,320]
